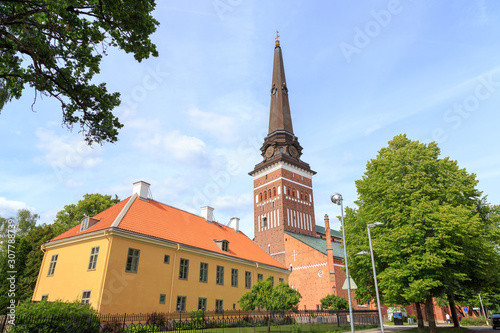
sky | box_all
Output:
[1,1,500,239]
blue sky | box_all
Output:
[1,1,500,238]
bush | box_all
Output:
[292,323,302,333]
[460,316,488,326]
[9,300,100,333]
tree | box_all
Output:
[345,134,497,333]
[239,277,301,333]
[0,223,57,314]
[0,0,159,144]
[320,294,348,310]
[52,193,120,234]
[0,209,39,255]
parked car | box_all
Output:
[492,313,500,330]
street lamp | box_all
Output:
[356,222,385,333]
[331,193,354,333]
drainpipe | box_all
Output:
[168,244,181,313]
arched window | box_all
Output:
[264,191,267,200]
[268,189,271,198]
[301,191,304,200]
[259,193,262,201]
[292,189,296,197]
[273,187,276,196]
[287,188,291,196]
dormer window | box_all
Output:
[214,240,229,252]
[79,217,100,232]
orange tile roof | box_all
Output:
[50,196,286,270]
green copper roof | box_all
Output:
[315,225,343,239]
[285,231,344,259]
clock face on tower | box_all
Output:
[265,146,275,158]
[289,146,298,158]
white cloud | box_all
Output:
[212,192,253,211]
[34,128,103,170]
[186,107,239,142]
[0,197,33,218]
[135,130,208,165]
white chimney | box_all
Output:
[200,206,214,222]
[229,217,240,231]
[133,181,150,199]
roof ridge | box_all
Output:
[111,193,138,228]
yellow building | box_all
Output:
[32,181,289,314]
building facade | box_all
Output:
[32,181,290,314]
[250,38,374,311]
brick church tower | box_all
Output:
[249,36,316,266]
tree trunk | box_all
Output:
[415,302,425,329]
[425,295,437,333]
[448,294,460,328]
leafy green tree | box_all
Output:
[239,277,301,333]
[0,0,159,144]
[0,224,57,314]
[0,209,39,256]
[320,294,348,310]
[53,193,120,234]
[345,134,497,333]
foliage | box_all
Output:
[0,209,39,255]
[0,0,159,144]
[459,317,489,326]
[292,323,302,333]
[320,294,348,310]
[9,300,100,332]
[53,193,120,234]
[240,278,301,333]
[239,277,301,311]
[189,309,206,329]
[0,223,57,314]
[345,135,499,310]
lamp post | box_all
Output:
[331,193,354,333]
[357,222,385,333]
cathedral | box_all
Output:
[249,37,367,310]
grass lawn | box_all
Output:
[160,323,380,333]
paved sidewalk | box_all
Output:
[357,325,416,333]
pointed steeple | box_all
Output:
[249,35,315,176]
[269,34,293,135]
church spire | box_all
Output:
[249,35,315,176]
[269,32,294,135]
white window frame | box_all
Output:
[87,246,100,270]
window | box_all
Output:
[47,254,58,276]
[198,297,207,311]
[41,294,48,301]
[273,187,276,196]
[87,246,99,270]
[270,276,274,287]
[245,271,251,289]
[80,217,89,231]
[125,248,140,273]
[279,278,284,283]
[231,268,238,287]
[199,262,208,282]
[81,290,91,304]
[216,265,224,285]
[262,216,267,227]
[215,299,224,313]
[221,240,229,252]
[317,305,321,310]
[164,255,170,264]
[179,258,189,280]
[258,273,263,282]
[159,294,166,304]
[176,296,186,312]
